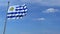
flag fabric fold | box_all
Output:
[7,4,27,19]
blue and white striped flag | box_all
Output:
[7,4,27,19]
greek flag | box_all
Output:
[7,4,27,19]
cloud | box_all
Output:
[39,30,60,34]
[33,18,46,21]
[20,32,31,34]
[20,0,42,3]
[20,0,60,6]
[1,0,60,6]
[42,8,59,13]
[20,31,60,34]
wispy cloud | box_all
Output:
[33,18,46,21]
[20,0,60,6]
[20,31,60,34]
[20,32,31,34]
[1,0,60,6]
[42,8,59,13]
[39,30,60,34]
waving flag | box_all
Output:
[7,4,27,19]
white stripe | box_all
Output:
[20,17,23,19]
[19,13,23,15]
[20,7,23,9]
[7,14,11,16]
[22,4,25,6]
[25,9,27,11]
[24,6,27,8]
[8,18,11,20]
[15,14,19,15]
[8,11,16,13]
[8,9,27,13]
[21,10,24,12]
[11,17,16,19]
[17,8,20,9]
[16,17,20,19]
[8,17,16,20]
[22,13,25,15]
[7,14,16,16]
[7,14,24,16]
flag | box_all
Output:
[7,4,27,19]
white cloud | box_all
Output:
[20,32,31,34]
[1,0,60,6]
[39,30,60,34]
[42,8,59,13]
[33,18,46,21]
[20,0,42,3]
[20,31,60,34]
[20,0,60,6]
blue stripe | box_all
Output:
[16,5,26,8]
[16,6,23,8]
[7,15,24,18]
[7,11,26,14]
[15,8,27,11]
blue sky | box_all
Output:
[0,0,60,34]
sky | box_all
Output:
[0,0,60,34]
